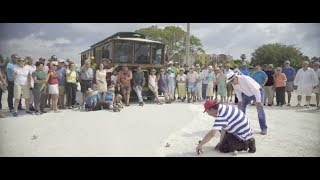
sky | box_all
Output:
[0,23,319,64]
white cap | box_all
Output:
[168,61,173,65]
[58,59,64,63]
[226,71,236,83]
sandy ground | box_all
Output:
[0,91,319,157]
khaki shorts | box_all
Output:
[14,84,30,99]
[59,85,65,95]
[121,86,131,94]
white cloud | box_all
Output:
[0,23,319,65]
[0,32,79,63]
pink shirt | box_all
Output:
[48,69,59,85]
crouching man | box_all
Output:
[196,100,256,154]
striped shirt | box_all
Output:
[213,104,253,141]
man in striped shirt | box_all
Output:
[196,100,256,154]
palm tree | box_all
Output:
[240,54,246,61]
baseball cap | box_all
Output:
[203,100,218,113]
[58,59,64,63]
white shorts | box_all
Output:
[48,84,59,94]
[296,85,313,96]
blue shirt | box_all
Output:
[167,73,175,85]
[251,70,268,85]
[105,92,113,102]
[56,67,66,85]
[6,62,17,82]
[86,93,101,105]
[239,67,250,76]
[282,67,295,82]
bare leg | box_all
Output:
[14,99,20,113]
[287,91,292,105]
[316,93,319,107]
[297,95,302,106]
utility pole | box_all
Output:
[186,23,190,66]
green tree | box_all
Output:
[135,25,205,62]
[251,43,306,69]
[0,54,4,64]
[240,54,246,61]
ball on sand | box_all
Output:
[233,150,238,156]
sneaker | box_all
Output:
[304,105,311,109]
[68,106,73,109]
[296,104,302,107]
[40,109,47,113]
[248,138,256,153]
[18,107,25,111]
[13,112,19,117]
[29,106,36,111]
[35,111,41,115]
[9,109,14,113]
[260,129,267,135]
[26,110,35,115]
[139,102,143,106]
[287,103,291,106]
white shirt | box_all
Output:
[26,65,36,88]
[232,75,262,102]
[201,69,209,84]
[43,65,49,74]
[111,75,118,84]
[176,74,187,83]
[14,65,31,85]
[294,67,318,87]
[313,68,320,85]
[148,74,157,87]
[213,104,253,140]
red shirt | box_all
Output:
[48,68,59,85]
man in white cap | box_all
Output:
[294,61,318,108]
[226,71,268,135]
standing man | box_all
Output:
[132,66,145,106]
[12,57,34,117]
[25,56,36,112]
[195,64,203,100]
[251,65,268,87]
[56,59,66,109]
[312,62,320,109]
[201,65,209,100]
[294,61,318,108]
[80,60,94,109]
[6,54,23,112]
[117,64,132,106]
[282,60,296,106]
[226,71,268,135]
[263,64,275,106]
[197,100,256,154]
[186,66,198,103]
